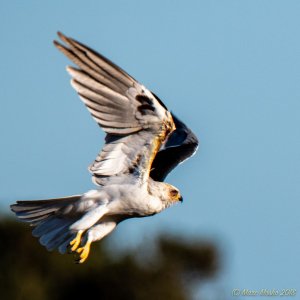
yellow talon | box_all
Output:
[70,230,84,252]
[76,240,91,263]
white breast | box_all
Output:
[105,183,163,217]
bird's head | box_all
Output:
[148,180,183,208]
[167,184,183,203]
[158,183,183,208]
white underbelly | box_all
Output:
[105,184,163,216]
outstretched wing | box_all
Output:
[150,114,199,181]
[54,32,175,184]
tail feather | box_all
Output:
[32,217,66,237]
[40,221,74,251]
[47,231,74,253]
[40,222,69,245]
[11,195,81,213]
[16,209,58,222]
[10,195,82,253]
[19,214,56,224]
[59,236,74,254]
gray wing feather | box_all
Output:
[54,33,168,135]
[68,67,142,133]
[90,131,155,185]
[54,32,174,182]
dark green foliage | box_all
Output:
[0,217,219,300]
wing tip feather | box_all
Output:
[57,31,69,44]
[66,66,77,76]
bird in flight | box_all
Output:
[11,32,198,263]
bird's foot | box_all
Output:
[75,240,91,263]
[69,230,84,252]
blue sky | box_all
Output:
[1,0,299,298]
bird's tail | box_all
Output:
[10,195,82,254]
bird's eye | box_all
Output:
[170,189,178,198]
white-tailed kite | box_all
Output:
[11,32,198,263]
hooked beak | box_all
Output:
[179,195,183,202]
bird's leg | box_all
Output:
[74,222,117,263]
[75,238,92,264]
[69,230,84,252]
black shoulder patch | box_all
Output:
[136,95,156,115]
[136,94,153,105]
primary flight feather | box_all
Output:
[10,32,198,263]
